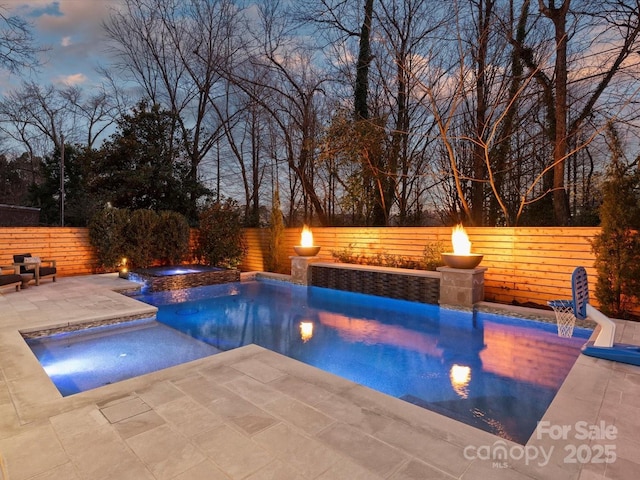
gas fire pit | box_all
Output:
[441,224,483,269]
[441,253,483,269]
[294,225,321,257]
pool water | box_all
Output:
[132,264,223,276]
[26,319,220,396]
[29,280,591,444]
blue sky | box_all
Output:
[1,0,120,94]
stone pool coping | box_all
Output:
[0,273,639,479]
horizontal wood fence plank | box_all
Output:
[0,227,98,276]
[239,226,607,312]
[1,225,625,314]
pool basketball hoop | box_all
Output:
[547,298,576,338]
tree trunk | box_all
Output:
[472,0,494,226]
[540,0,571,225]
[355,0,375,121]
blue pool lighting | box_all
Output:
[27,318,219,396]
[28,280,591,444]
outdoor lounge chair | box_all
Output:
[0,265,22,292]
[13,253,57,285]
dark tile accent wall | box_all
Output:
[309,265,440,304]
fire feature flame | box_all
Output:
[301,225,314,247]
[451,224,472,255]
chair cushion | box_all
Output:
[39,266,56,277]
[0,273,22,286]
[13,253,31,263]
[14,253,31,274]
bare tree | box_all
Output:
[509,0,640,224]
[58,86,118,149]
[217,84,271,226]
[299,0,450,225]
[0,83,68,153]
[0,82,115,151]
[0,6,43,73]
[469,0,494,225]
[374,0,450,225]
[229,0,331,225]
[103,0,244,217]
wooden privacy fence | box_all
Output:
[241,226,601,308]
[0,227,99,276]
[0,226,601,310]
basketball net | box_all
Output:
[548,299,576,338]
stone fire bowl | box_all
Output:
[441,253,483,269]
[294,246,321,256]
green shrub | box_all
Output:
[196,198,247,268]
[123,209,159,268]
[89,207,195,270]
[154,211,191,265]
[420,241,446,270]
[331,244,364,264]
[88,206,129,271]
[330,241,445,271]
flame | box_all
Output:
[300,321,314,342]
[300,225,314,247]
[449,364,471,399]
[451,224,472,255]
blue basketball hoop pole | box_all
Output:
[570,266,615,348]
[557,266,640,366]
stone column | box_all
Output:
[290,256,320,285]
[437,266,487,308]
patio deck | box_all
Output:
[0,274,638,479]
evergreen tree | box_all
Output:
[0,154,29,205]
[28,144,96,226]
[89,101,209,223]
[266,186,289,273]
[591,126,640,318]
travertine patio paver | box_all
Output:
[0,273,639,479]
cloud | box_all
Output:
[55,72,87,86]
[6,1,123,58]
[31,1,116,43]
[12,1,63,18]
[1,1,125,92]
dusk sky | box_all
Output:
[1,0,120,94]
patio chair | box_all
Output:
[0,264,22,292]
[13,253,57,286]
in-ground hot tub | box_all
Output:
[126,265,240,292]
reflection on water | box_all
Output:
[450,364,471,399]
[299,321,314,342]
[133,280,591,444]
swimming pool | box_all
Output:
[28,279,591,444]
[26,318,220,396]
